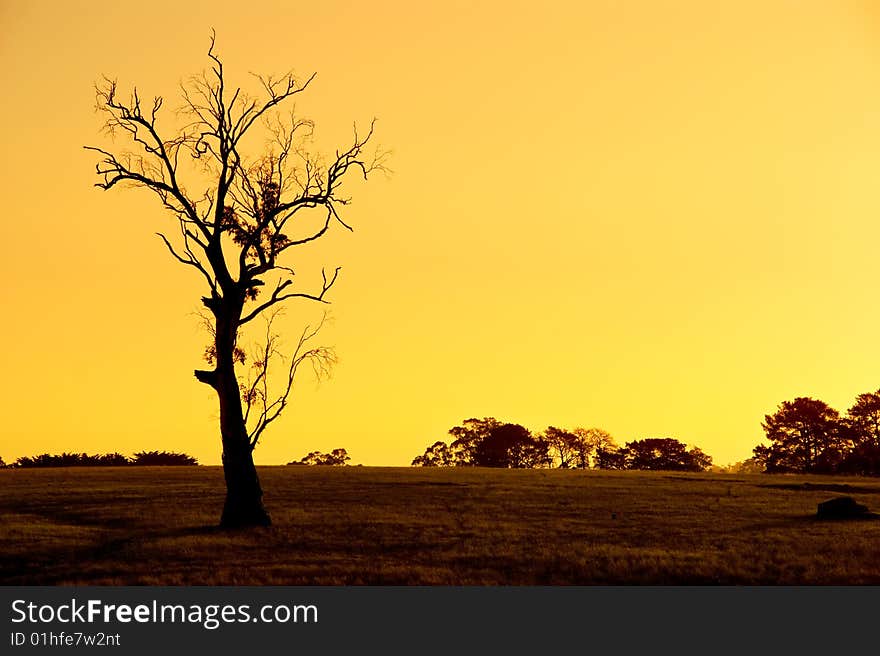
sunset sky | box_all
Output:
[2,0,880,467]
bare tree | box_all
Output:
[85,34,385,527]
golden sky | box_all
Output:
[2,0,880,466]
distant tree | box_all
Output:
[416,421,716,471]
[594,445,628,470]
[411,441,455,467]
[472,423,524,468]
[834,389,880,475]
[9,451,197,467]
[448,417,502,465]
[131,451,199,466]
[845,389,880,446]
[14,453,98,468]
[755,397,842,473]
[838,442,880,476]
[572,427,616,468]
[540,427,613,468]
[294,451,323,465]
[416,422,617,469]
[0,456,5,468]
[686,446,714,471]
[750,445,775,473]
[725,457,764,474]
[471,423,549,468]
[622,438,711,472]
[293,448,350,466]
[326,448,351,466]
[543,427,580,469]
[96,453,131,466]
[513,428,552,469]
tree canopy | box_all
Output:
[620,439,712,472]
[753,389,880,475]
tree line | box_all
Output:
[0,449,355,469]
[0,451,198,468]
[751,388,880,475]
[411,418,713,471]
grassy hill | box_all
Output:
[2,466,880,584]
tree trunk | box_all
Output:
[215,308,271,528]
[220,435,271,528]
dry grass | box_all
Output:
[2,466,880,584]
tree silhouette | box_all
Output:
[448,417,502,465]
[131,451,199,466]
[472,423,549,468]
[542,427,580,469]
[594,445,628,470]
[575,428,616,468]
[835,390,880,475]
[411,419,551,468]
[85,34,384,527]
[725,457,764,474]
[621,438,711,472]
[413,419,718,471]
[684,446,714,471]
[292,448,350,466]
[844,389,880,446]
[754,397,842,473]
[414,420,629,469]
[536,426,618,469]
[12,453,126,468]
[9,451,198,467]
[411,441,456,467]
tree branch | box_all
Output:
[239,267,340,325]
[247,315,335,449]
[155,230,217,294]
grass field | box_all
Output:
[3,466,880,584]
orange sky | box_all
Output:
[2,0,880,467]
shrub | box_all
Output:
[131,451,198,466]
[14,453,105,468]
[11,451,199,467]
